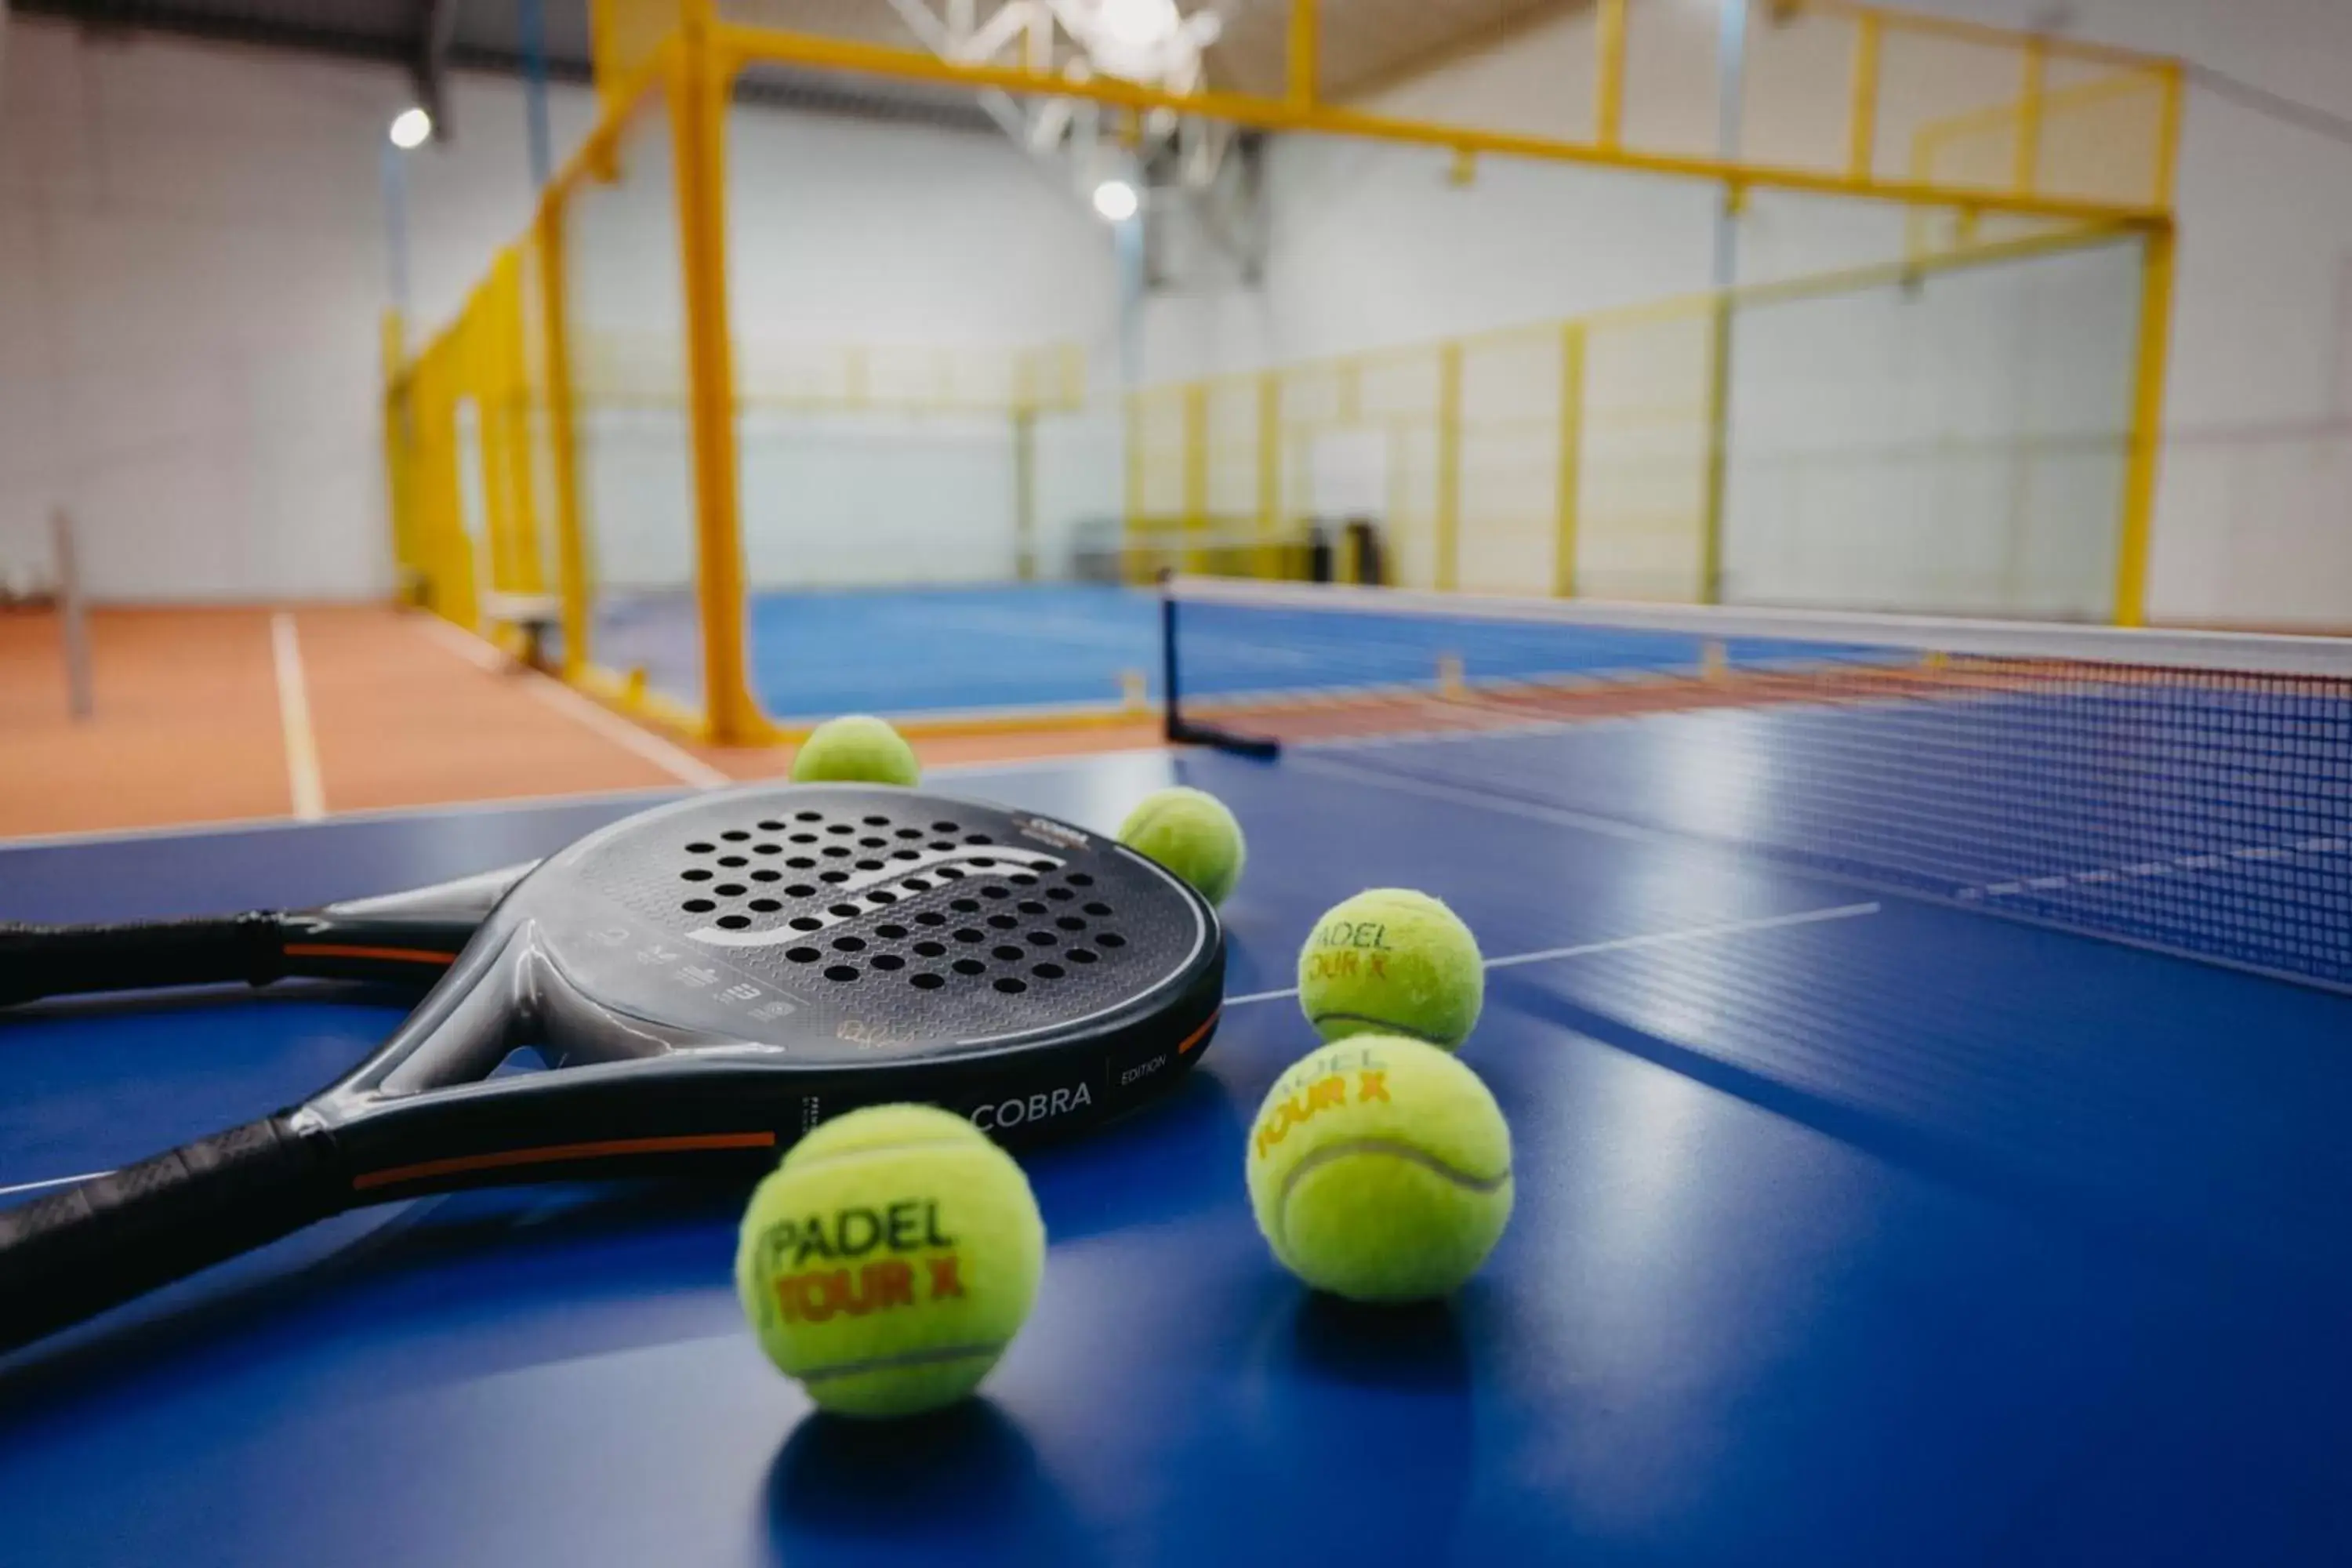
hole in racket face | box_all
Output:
[488,786,1196,1065]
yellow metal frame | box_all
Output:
[1552,321,1585,598]
[385,0,2186,743]
[713,13,2168,227]
[1129,220,2160,615]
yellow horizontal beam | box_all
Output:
[713,23,2170,225]
[1783,0,2175,72]
[1912,66,2161,150]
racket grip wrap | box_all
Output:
[0,915,288,1007]
[0,1116,338,1353]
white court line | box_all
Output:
[1286,750,1680,848]
[0,1171,107,1200]
[1958,834,2350,902]
[405,613,731,789]
[1223,901,1882,1007]
[0,902,1882,1202]
[270,612,327,822]
[0,746,1181,851]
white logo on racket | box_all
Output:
[685,845,1066,949]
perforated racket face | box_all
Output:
[515,786,1211,1064]
[292,787,1221,1192]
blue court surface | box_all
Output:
[589,583,1852,722]
[5,735,2352,1565]
[596,584,1168,719]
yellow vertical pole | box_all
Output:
[1595,0,1628,151]
[1435,339,1462,592]
[1846,13,1881,180]
[2113,223,2173,627]
[1256,371,1282,579]
[666,19,762,743]
[1025,2,1051,70]
[470,278,520,602]
[2150,62,2185,208]
[586,0,616,106]
[380,309,416,599]
[495,246,546,593]
[1013,408,1036,582]
[1181,381,1209,574]
[1124,392,1149,583]
[534,203,592,679]
[1287,0,1318,108]
[2012,38,2046,195]
[1553,321,1585,598]
[1904,129,1935,262]
[1699,294,1734,605]
[419,339,479,630]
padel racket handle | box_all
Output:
[0,916,287,1007]
[0,1116,339,1353]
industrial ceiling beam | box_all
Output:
[414,0,459,139]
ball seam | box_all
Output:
[1271,1137,1511,1256]
[782,1134,997,1179]
[1302,1009,1458,1047]
[795,1340,1011,1385]
[1122,797,1183,844]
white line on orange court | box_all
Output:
[270,611,327,821]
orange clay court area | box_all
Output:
[0,605,1161,840]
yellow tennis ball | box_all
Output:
[735,1104,1044,1418]
[789,715,921,787]
[1118,786,1246,905]
[1245,1036,1513,1302]
[1297,888,1483,1051]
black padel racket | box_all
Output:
[0,862,534,1006]
[0,786,1223,1352]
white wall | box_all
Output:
[2,22,388,599]
[1145,5,1722,372]
[1140,0,2350,627]
[720,107,1119,592]
[0,21,606,601]
[1846,0,2352,628]
[0,19,1115,604]
[535,85,1123,597]
[5,3,2346,626]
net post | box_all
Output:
[1160,575,1280,758]
[1160,576,1181,741]
[52,509,93,721]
